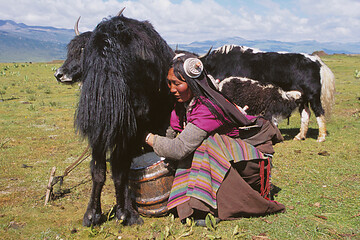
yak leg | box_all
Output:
[294,105,311,141]
[310,94,327,142]
[316,115,326,142]
[83,146,107,226]
[311,96,327,142]
[111,147,143,226]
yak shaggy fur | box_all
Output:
[56,15,174,226]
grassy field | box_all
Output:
[0,55,359,239]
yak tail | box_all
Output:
[317,57,336,119]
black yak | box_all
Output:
[54,11,174,226]
[201,45,335,142]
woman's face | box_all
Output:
[167,68,193,103]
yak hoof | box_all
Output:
[316,136,326,142]
[293,133,305,141]
[83,209,102,227]
[116,208,144,226]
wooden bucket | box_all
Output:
[129,152,176,217]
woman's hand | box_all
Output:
[145,133,155,147]
[235,104,249,115]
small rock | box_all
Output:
[313,202,321,208]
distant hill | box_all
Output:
[172,37,360,56]
[0,20,74,62]
[1,19,360,62]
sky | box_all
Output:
[1,0,359,44]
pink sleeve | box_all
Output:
[170,109,183,132]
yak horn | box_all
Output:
[74,16,81,36]
[198,46,213,59]
[117,7,126,16]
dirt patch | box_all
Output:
[312,51,328,57]
[47,60,64,64]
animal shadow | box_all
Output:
[279,128,319,141]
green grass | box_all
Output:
[0,55,359,239]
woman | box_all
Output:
[145,52,285,224]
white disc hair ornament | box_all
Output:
[183,58,204,78]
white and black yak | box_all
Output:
[201,45,335,142]
[54,11,174,226]
[218,76,302,126]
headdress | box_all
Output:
[171,52,251,127]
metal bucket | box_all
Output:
[129,152,176,217]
